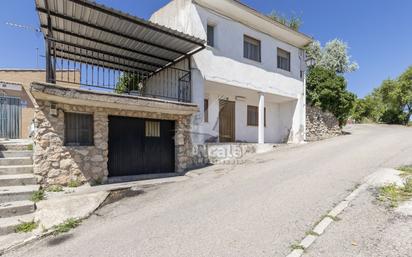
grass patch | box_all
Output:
[67,180,81,188]
[31,189,45,202]
[398,166,412,177]
[378,179,412,208]
[46,185,64,192]
[27,144,33,151]
[15,220,38,233]
[52,218,82,235]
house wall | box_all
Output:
[33,100,197,186]
[150,1,306,144]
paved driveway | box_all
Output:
[5,125,412,257]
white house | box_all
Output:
[151,0,313,145]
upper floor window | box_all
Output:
[277,48,291,71]
[207,24,215,47]
[65,112,94,146]
[244,35,261,62]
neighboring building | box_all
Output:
[0,69,80,138]
[150,0,313,144]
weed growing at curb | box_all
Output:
[15,220,38,233]
[52,218,82,235]
[31,190,45,202]
[46,185,63,192]
[27,144,33,151]
[290,243,305,250]
[306,230,320,236]
[378,179,412,207]
[67,180,82,188]
[326,215,341,221]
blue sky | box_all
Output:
[0,0,411,98]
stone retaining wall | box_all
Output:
[306,106,341,141]
[33,100,196,186]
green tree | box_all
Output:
[307,67,356,126]
[306,39,359,74]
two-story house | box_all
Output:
[151,0,313,145]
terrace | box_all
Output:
[35,0,205,103]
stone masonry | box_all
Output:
[306,105,342,141]
[33,100,196,186]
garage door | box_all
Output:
[108,116,175,177]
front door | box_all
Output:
[0,95,21,139]
[219,100,235,142]
[108,116,175,177]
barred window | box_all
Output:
[277,48,291,71]
[65,113,94,146]
[247,105,266,127]
[145,121,160,137]
[244,35,261,62]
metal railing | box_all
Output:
[46,41,192,103]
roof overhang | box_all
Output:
[193,0,313,48]
[35,0,206,75]
[30,82,199,115]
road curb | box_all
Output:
[285,183,369,257]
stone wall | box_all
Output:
[306,106,341,141]
[33,100,196,186]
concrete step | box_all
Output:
[0,165,33,175]
[0,185,39,202]
[0,174,37,187]
[0,157,32,166]
[0,139,33,150]
[0,213,35,236]
[0,201,35,219]
[0,151,33,158]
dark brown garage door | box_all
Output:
[108,116,175,177]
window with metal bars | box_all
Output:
[247,105,266,127]
[64,112,94,146]
[277,48,291,71]
[244,35,261,62]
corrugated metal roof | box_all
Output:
[35,0,205,74]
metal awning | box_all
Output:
[35,0,206,75]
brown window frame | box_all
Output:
[247,105,266,127]
[244,35,261,62]
[277,48,291,72]
[64,112,94,146]
[204,99,209,123]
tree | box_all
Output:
[307,67,356,126]
[306,39,359,74]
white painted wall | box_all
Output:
[150,0,306,143]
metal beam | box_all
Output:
[40,25,174,63]
[53,48,153,74]
[36,7,187,56]
[48,37,162,70]
[68,0,205,48]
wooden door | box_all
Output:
[219,100,235,142]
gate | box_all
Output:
[108,116,175,177]
[0,95,21,139]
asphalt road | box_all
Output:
[5,124,412,257]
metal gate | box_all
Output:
[108,116,175,177]
[0,95,21,139]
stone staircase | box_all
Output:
[0,139,38,236]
